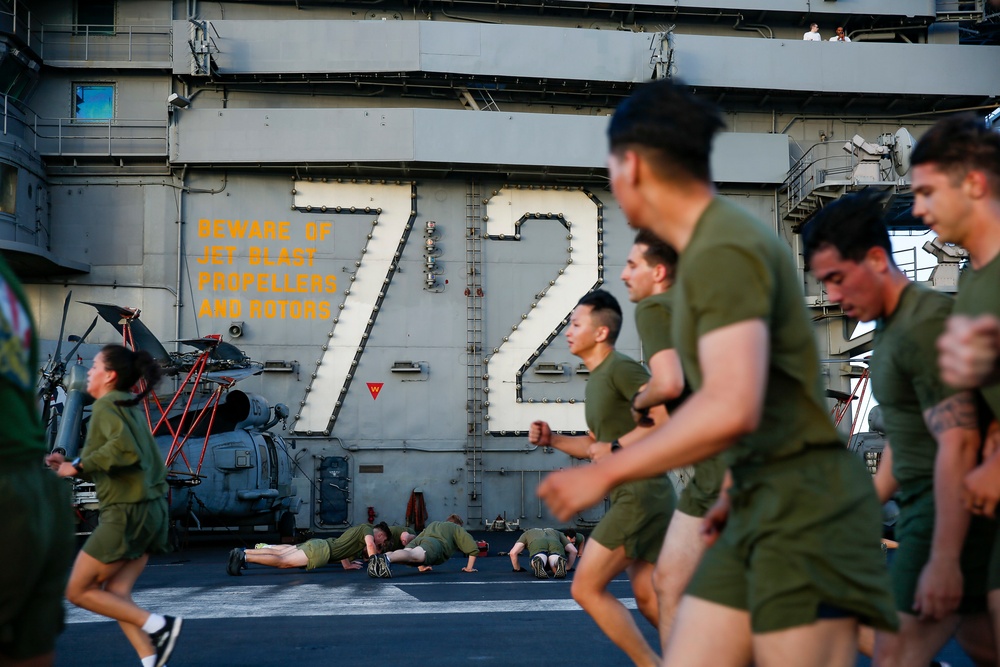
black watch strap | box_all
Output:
[610,440,622,452]
[70,457,83,472]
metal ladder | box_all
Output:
[465,183,485,527]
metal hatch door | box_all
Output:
[316,457,350,526]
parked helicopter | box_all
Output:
[45,299,301,539]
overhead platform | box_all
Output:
[172,107,791,184]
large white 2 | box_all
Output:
[483,186,602,435]
[291,180,415,435]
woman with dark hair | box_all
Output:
[46,345,182,667]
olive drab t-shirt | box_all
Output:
[584,350,649,444]
[870,283,956,502]
[953,253,1000,422]
[672,198,842,469]
[635,290,693,414]
[326,524,374,561]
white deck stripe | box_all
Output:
[64,581,637,624]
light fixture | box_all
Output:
[167,93,191,108]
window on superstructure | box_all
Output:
[73,84,114,121]
[0,164,17,215]
[75,0,115,36]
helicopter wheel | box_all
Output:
[277,511,296,541]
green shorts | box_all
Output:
[527,537,565,559]
[686,447,897,633]
[82,498,170,563]
[298,538,337,570]
[407,536,448,566]
[590,476,674,563]
[677,455,726,518]
[894,488,992,614]
[0,463,75,660]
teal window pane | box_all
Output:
[74,84,113,120]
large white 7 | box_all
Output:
[291,180,415,435]
[484,186,602,435]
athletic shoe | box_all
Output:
[553,556,567,579]
[367,554,392,578]
[226,548,246,576]
[149,615,183,667]
[254,542,269,549]
[530,555,548,579]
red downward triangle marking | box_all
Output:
[367,382,384,400]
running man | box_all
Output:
[509,528,578,578]
[804,190,995,666]
[1,256,75,667]
[621,228,726,650]
[538,79,896,666]
[910,112,1000,644]
[368,514,479,576]
[531,289,674,667]
[226,522,405,575]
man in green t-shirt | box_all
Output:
[538,79,896,665]
[530,290,674,667]
[226,522,398,574]
[911,113,1000,645]
[621,229,723,652]
[368,514,480,576]
[509,527,578,578]
[804,190,994,666]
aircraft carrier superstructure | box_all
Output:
[2,0,999,533]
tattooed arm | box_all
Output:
[912,391,981,621]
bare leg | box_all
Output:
[755,618,858,667]
[64,551,150,628]
[873,611,960,667]
[627,559,659,628]
[653,511,707,654]
[245,545,308,569]
[955,612,996,667]
[571,539,659,667]
[104,555,156,659]
[385,546,427,565]
[856,625,875,658]
[663,595,752,667]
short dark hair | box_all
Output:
[633,229,678,282]
[576,289,623,344]
[801,190,894,269]
[911,113,1000,196]
[445,514,464,526]
[607,79,724,183]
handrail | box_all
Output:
[0,95,167,156]
[35,24,172,64]
[779,140,859,218]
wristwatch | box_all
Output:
[70,457,83,472]
[610,440,622,452]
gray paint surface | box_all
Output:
[175,108,790,183]
[673,34,1000,96]
[176,20,654,82]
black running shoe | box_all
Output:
[226,548,245,576]
[149,615,183,667]
[530,556,548,579]
[553,556,567,579]
[375,554,392,578]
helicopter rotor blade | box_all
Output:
[61,315,99,363]
[52,291,72,362]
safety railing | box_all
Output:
[935,0,985,20]
[779,141,859,220]
[0,0,36,53]
[0,95,167,156]
[34,24,173,66]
